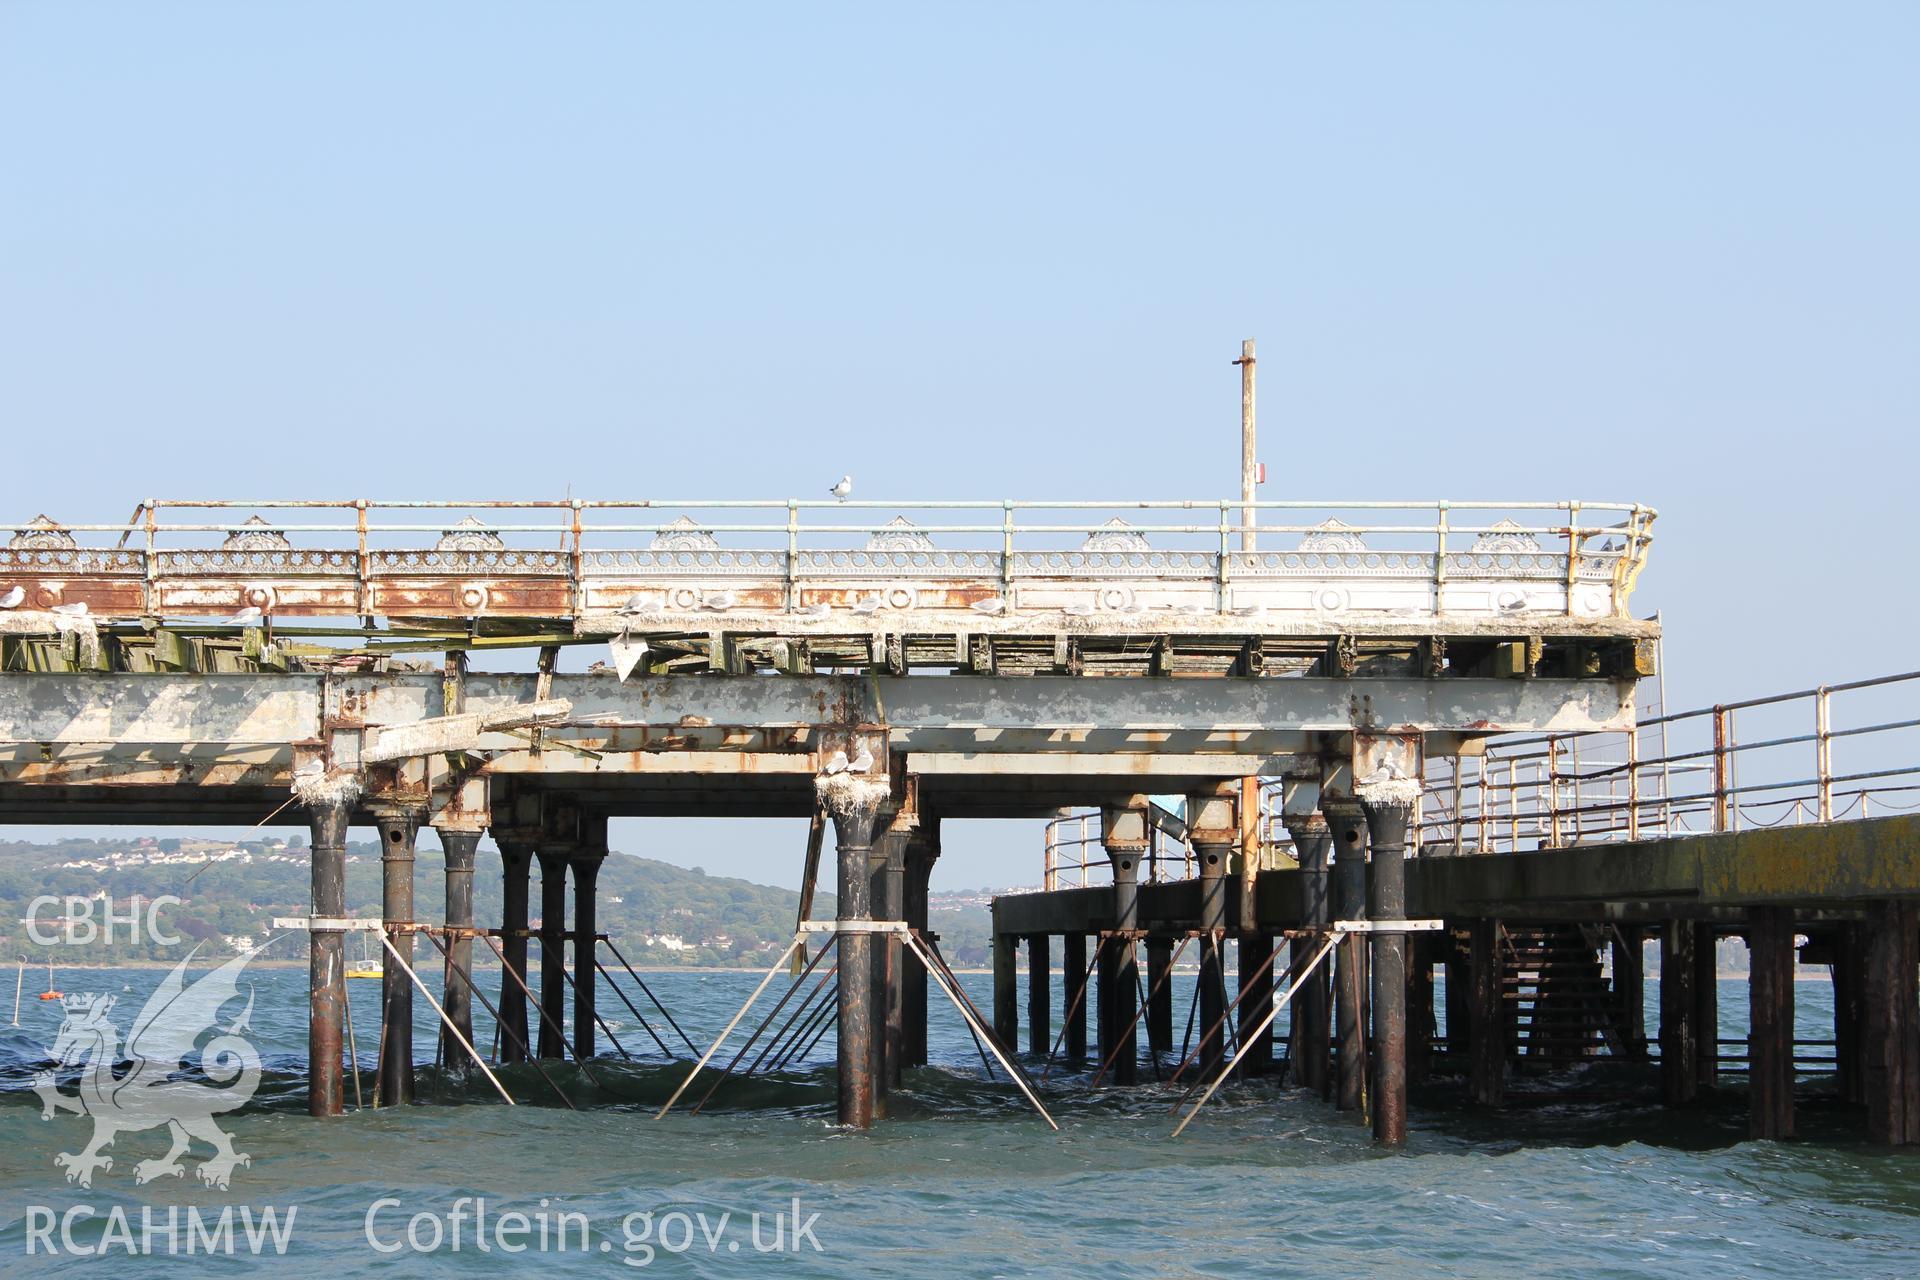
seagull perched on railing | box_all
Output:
[224,606,263,627]
[50,601,88,617]
[850,596,882,615]
[829,475,852,502]
[969,596,1007,615]
[0,586,22,609]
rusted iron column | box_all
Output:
[1863,901,1920,1145]
[1747,906,1796,1140]
[571,817,608,1062]
[1146,937,1174,1057]
[1660,919,1699,1105]
[902,818,939,1068]
[535,847,570,1059]
[1188,787,1237,1080]
[1469,918,1504,1107]
[1612,924,1647,1059]
[492,829,536,1065]
[436,825,481,1066]
[1101,802,1147,1085]
[1027,933,1050,1057]
[1284,809,1333,1095]
[1360,778,1416,1147]
[371,805,420,1106]
[1325,800,1369,1113]
[820,768,888,1129]
[1063,930,1089,1064]
[299,775,358,1118]
[1693,922,1719,1089]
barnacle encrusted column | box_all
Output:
[1359,762,1421,1147]
[1322,796,1370,1114]
[296,768,361,1118]
[820,768,890,1129]
[492,825,538,1065]
[901,816,941,1069]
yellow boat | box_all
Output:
[346,962,384,980]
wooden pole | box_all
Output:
[1235,339,1257,552]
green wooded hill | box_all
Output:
[0,836,994,967]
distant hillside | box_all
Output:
[0,836,992,967]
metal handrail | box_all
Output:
[1422,669,1920,852]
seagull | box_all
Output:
[1063,603,1095,618]
[969,596,1007,615]
[0,585,22,609]
[796,601,831,618]
[224,606,263,627]
[829,476,852,502]
[50,601,88,618]
[1499,596,1528,612]
[850,596,882,616]
[1174,603,1207,616]
[699,591,737,611]
[617,594,648,615]
[848,745,875,773]
[1232,602,1267,617]
[822,749,850,775]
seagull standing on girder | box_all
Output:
[829,475,852,502]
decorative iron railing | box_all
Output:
[1,497,1654,623]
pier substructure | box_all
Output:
[1747,906,1796,1140]
[902,819,939,1068]
[872,806,910,1096]
[1468,918,1504,1106]
[1027,933,1050,1058]
[493,827,537,1064]
[1284,800,1333,1094]
[1063,930,1089,1065]
[1612,925,1647,1059]
[1189,786,1237,1081]
[571,818,608,1061]
[821,766,888,1129]
[536,845,570,1060]
[1099,801,1147,1085]
[372,805,421,1105]
[1360,775,1416,1147]
[1146,937,1174,1058]
[1863,901,1920,1145]
[438,824,482,1067]
[1694,923,1719,1091]
[1325,800,1369,1113]
[301,781,355,1118]
[1660,919,1699,1105]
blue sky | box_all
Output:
[3,3,1915,887]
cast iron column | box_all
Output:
[1100,802,1147,1085]
[1062,930,1089,1064]
[1188,787,1236,1080]
[536,847,570,1059]
[493,830,536,1064]
[820,767,888,1128]
[437,825,481,1068]
[902,818,939,1068]
[572,816,608,1062]
[1359,785,1414,1147]
[1284,812,1333,1095]
[372,805,420,1105]
[300,775,357,1118]
[1325,800,1369,1113]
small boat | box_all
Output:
[346,962,385,981]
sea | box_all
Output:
[1,963,1915,1278]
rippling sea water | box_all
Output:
[1,965,1915,1277]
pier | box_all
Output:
[4,494,1911,1144]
